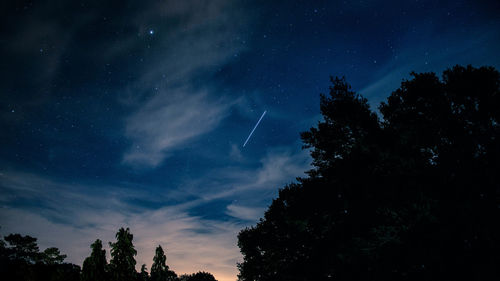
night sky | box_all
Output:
[1,0,499,280]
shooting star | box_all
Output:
[243,110,267,147]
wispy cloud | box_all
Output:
[199,147,311,202]
[123,90,236,167]
[226,204,266,221]
[0,145,310,281]
[0,205,242,281]
[229,144,244,162]
[121,0,250,167]
[0,170,242,281]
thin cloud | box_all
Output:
[0,171,242,281]
[199,147,311,201]
[229,144,244,162]
[0,205,242,281]
[226,204,266,221]
[121,0,250,167]
[0,144,310,281]
[0,144,311,281]
[123,89,235,167]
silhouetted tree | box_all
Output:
[0,232,79,281]
[4,233,41,263]
[42,247,67,265]
[109,227,138,281]
[139,264,150,281]
[179,271,217,281]
[81,239,108,281]
[151,245,177,281]
[237,65,500,281]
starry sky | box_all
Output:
[1,1,499,280]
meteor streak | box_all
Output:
[243,110,267,147]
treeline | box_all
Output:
[0,227,217,281]
[237,65,500,280]
[0,233,79,281]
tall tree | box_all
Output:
[151,245,177,281]
[81,239,108,281]
[237,65,500,281]
[109,227,137,281]
[139,264,150,281]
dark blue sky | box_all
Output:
[1,0,499,280]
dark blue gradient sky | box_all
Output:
[1,1,499,280]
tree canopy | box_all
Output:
[4,233,41,263]
[109,227,138,281]
[237,65,500,281]
[139,264,149,281]
[1,228,218,281]
[179,271,218,281]
[81,239,107,281]
[41,247,67,265]
[0,233,80,281]
[151,245,177,281]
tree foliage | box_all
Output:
[237,65,500,281]
[109,227,138,281]
[4,233,41,263]
[0,233,79,281]
[42,247,67,265]
[0,227,216,281]
[81,239,108,281]
[139,264,150,281]
[179,271,218,281]
[151,245,177,281]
